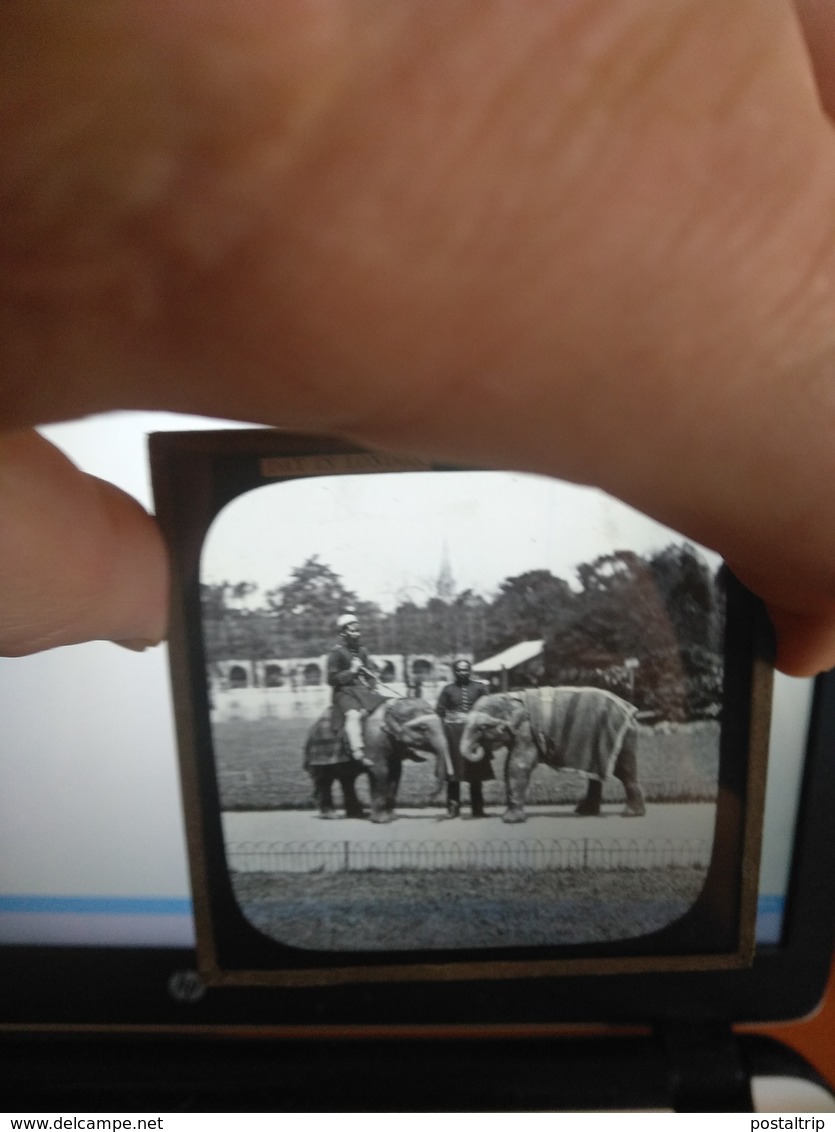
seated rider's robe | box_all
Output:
[327,641,387,731]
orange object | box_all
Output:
[743,957,835,1087]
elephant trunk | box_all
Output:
[425,714,454,791]
[459,712,492,762]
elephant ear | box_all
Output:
[507,695,530,730]
[483,693,528,729]
[381,698,424,743]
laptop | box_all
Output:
[1,412,834,1112]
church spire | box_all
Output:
[437,540,455,602]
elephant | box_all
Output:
[459,686,646,823]
[302,712,366,820]
[303,697,451,823]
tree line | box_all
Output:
[202,543,725,720]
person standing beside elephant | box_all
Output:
[327,614,386,768]
[436,659,493,818]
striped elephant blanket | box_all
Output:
[519,686,637,778]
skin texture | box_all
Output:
[2,0,835,672]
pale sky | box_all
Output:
[36,410,720,610]
[201,468,720,611]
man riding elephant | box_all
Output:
[327,612,387,768]
[459,685,646,823]
[304,696,451,823]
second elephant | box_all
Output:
[459,685,646,823]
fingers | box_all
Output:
[0,430,167,655]
[794,0,835,116]
[4,2,833,431]
[4,2,835,675]
[767,606,835,678]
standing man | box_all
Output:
[436,658,493,818]
[327,613,386,767]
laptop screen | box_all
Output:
[0,412,830,1026]
[0,641,811,948]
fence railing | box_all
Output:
[227,836,712,873]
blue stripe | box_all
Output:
[757,894,784,917]
[0,895,787,930]
[0,895,193,917]
[756,894,785,945]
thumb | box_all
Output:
[0,429,167,655]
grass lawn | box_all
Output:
[213,717,720,810]
[230,865,708,950]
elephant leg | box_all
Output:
[339,768,367,819]
[367,773,391,822]
[367,764,396,823]
[446,781,460,819]
[312,770,338,819]
[502,747,535,823]
[575,777,603,816]
[361,728,401,823]
[469,780,485,818]
[385,759,403,817]
[613,729,646,817]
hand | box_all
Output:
[3,0,835,675]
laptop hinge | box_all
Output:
[659,1023,753,1112]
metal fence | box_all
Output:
[227,836,712,874]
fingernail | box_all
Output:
[113,637,163,653]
